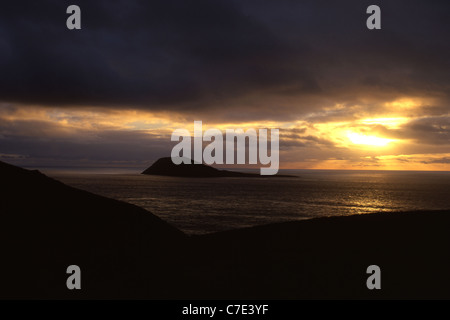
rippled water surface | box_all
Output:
[47,170,450,234]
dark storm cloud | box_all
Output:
[396,116,450,145]
[0,0,316,112]
[280,127,335,150]
[422,157,450,164]
[0,0,448,119]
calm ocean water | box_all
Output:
[45,169,450,235]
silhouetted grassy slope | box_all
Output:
[186,211,450,299]
[1,161,185,299]
[2,160,450,299]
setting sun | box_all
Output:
[347,132,393,147]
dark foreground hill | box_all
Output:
[0,160,185,299]
[187,211,450,299]
[142,157,294,177]
[1,160,450,299]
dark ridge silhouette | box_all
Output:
[188,210,450,299]
[0,160,186,299]
[1,160,450,299]
[142,157,295,177]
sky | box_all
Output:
[0,0,449,170]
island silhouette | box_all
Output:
[142,157,294,177]
[1,160,450,299]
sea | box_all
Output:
[41,168,450,235]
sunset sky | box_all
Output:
[1,0,449,170]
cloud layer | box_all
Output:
[0,1,448,117]
[0,1,449,169]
